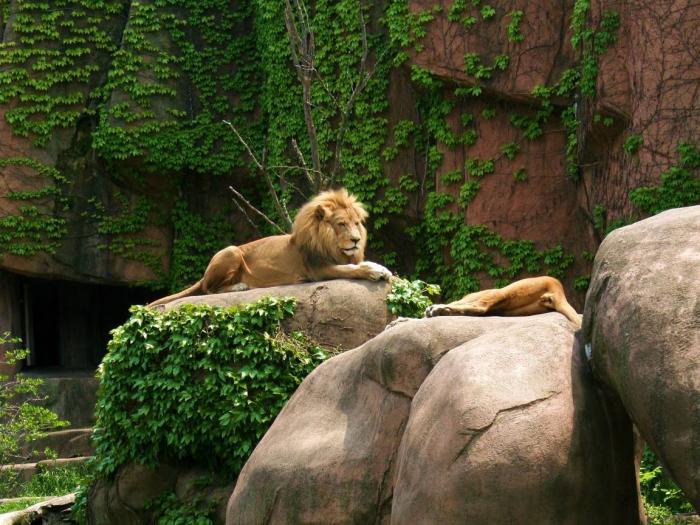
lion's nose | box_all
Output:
[350,233,361,243]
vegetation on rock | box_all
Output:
[91,297,329,479]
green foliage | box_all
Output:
[386,277,440,318]
[148,492,215,525]
[85,192,165,281]
[0,0,624,306]
[91,297,329,480]
[629,143,700,215]
[0,0,125,145]
[463,52,508,80]
[512,168,527,182]
[500,142,520,160]
[167,201,233,292]
[0,498,45,513]
[0,332,69,496]
[20,461,91,497]
[0,157,68,257]
[506,10,524,42]
[480,5,495,20]
[91,0,258,175]
[640,447,693,520]
[624,134,643,154]
[573,275,590,291]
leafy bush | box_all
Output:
[0,332,68,496]
[387,277,441,318]
[640,447,694,521]
[91,297,329,481]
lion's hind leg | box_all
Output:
[201,246,247,294]
[541,291,582,327]
[424,289,505,317]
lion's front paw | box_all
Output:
[360,261,392,281]
[424,304,452,317]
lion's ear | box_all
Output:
[315,204,332,221]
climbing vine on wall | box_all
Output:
[2,0,688,299]
[0,157,68,256]
[0,0,126,145]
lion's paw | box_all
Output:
[424,304,451,317]
[360,261,392,281]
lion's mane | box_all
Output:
[290,188,368,265]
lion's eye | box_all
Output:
[338,222,347,227]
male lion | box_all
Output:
[149,188,392,307]
[424,276,581,328]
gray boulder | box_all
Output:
[227,314,642,524]
[583,206,700,510]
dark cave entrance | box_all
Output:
[20,276,159,371]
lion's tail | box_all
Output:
[148,280,204,308]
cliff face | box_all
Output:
[0,0,697,300]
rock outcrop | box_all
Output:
[88,279,393,524]
[163,279,394,351]
[584,206,700,510]
[88,463,233,525]
[227,313,642,524]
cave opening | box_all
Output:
[18,275,159,371]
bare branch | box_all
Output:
[230,193,262,237]
[223,121,293,229]
[228,187,287,234]
[291,138,315,187]
[223,120,263,170]
[285,0,323,191]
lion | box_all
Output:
[148,188,392,307]
[424,276,581,328]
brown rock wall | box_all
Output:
[583,0,700,221]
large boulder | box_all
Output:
[583,206,700,510]
[164,279,393,350]
[88,279,392,524]
[227,314,642,524]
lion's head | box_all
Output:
[291,188,369,265]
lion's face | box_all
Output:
[322,206,367,262]
[291,188,369,265]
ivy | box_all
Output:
[167,200,234,292]
[623,134,643,155]
[0,0,630,305]
[629,143,700,215]
[506,10,524,42]
[0,0,126,146]
[386,277,440,318]
[91,297,330,480]
[0,157,68,256]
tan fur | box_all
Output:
[149,189,391,307]
[424,276,581,328]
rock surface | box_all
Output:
[164,279,394,351]
[583,206,700,510]
[88,463,233,525]
[87,279,393,524]
[227,313,642,524]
